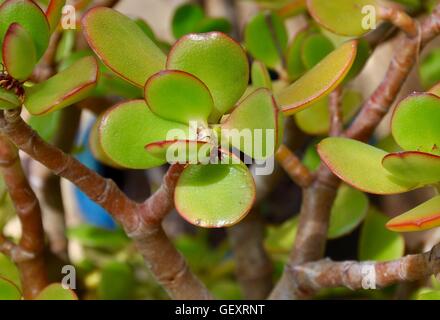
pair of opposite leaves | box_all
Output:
[0,0,100,114]
[82,6,360,227]
[319,89,440,232]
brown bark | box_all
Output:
[0,135,48,299]
[275,144,313,188]
[0,109,212,300]
[291,243,440,293]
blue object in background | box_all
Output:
[73,119,117,230]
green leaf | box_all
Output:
[391,93,440,154]
[244,12,288,69]
[45,0,66,33]
[279,40,357,115]
[359,207,405,261]
[0,253,20,289]
[89,115,122,168]
[301,32,335,69]
[307,0,379,37]
[302,139,321,171]
[145,140,213,164]
[82,7,166,87]
[221,88,283,160]
[172,3,204,39]
[144,70,214,125]
[286,28,307,80]
[24,56,98,115]
[67,225,130,250]
[55,29,75,63]
[318,137,417,194]
[343,38,371,82]
[417,289,440,300]
[27,110,61,142]
[98,261,135,300]
[0,276,21,300]
[328,184,368,239]
[295,90,362,135]
[194,17,231,35]
[382,151,440,186]
[386,195,440,232]
[175,152,256,228]
[420,48,440,89]
[251,60,272,90]
[264,216,298,254]
[0,87,20,110]
[34,283,77,300]
[0,0,50,60]
[2,23,37,81]
[167,32,249,121]
[0,190,14,230]
[99,100,188,169]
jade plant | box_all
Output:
[0,0,440,302]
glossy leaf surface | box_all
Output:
[99,100,188,169]
[167,32,249,121]
[301,33,334,69]
[175,153,255,228]
[0,0,50,59]
[24,56,98,115]
[386,196,440,232]
[318,137,417,194]
[391,93,440,154]
[145,140,213,164]
[0,87,20,110]
[382,151,440,185]
[251,60,272,90]
[82,7,166,87]
[144,70,213,124]
[307,0,379,36]
[2,23,36,80]
[34,283,77,300]
[278,40,357,115]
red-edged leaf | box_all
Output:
[45,0,66,33]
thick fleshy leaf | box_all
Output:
[307,0,379,36]
[0,277,21,300]
[278,40,357,115]
[251,60,272,90]
[34,283,77,300]
[295,90,362,135]
[359,207,405,261]
[301,33,334,69]
[286,28,307,80]
[0,0,50,59]
[172,3,204,39]
[318,137,417,194]
[302,139,321,171]
[167,32,249,121]
[328,184,368,239]
[277,0,307,18]
[344,38,371,82]
[391,93,440,154]
[89,116,122,168]
[175,152,256,228]
[0,253,20,290]
[244,12,288,68]
[386,196,440,232]
[264,216,299,255]
[2,23,36,81]
[45,0,66,33]
[382,151,440,185]
[99,100,188,169]
[194,17,231,35]
[0,87,20,110]
[145,140,213,164]
[221,88,282,160]
[24,56,98,115]
[144,70,213,125]
[82,7,166,87]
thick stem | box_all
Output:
[291,243,440,294]
[0,110,212,299]
[275,144,313,188]
[329,87,343,137]
[0,135,48,299]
